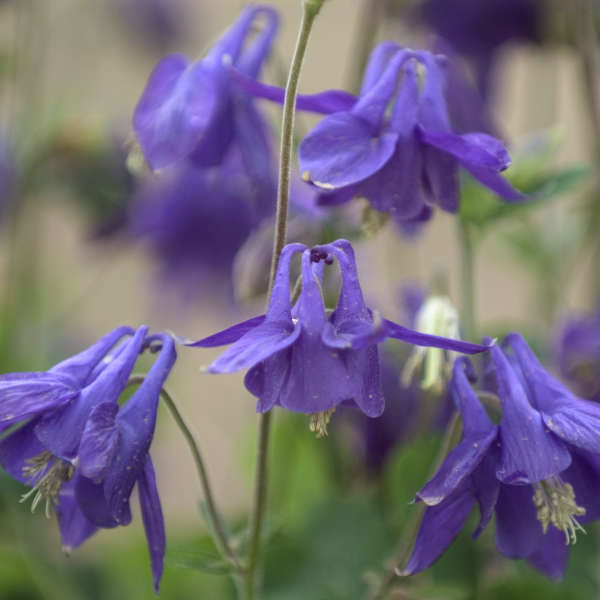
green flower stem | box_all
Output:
[126,375,243,575]
[365,412,463,600]
[458,221,477,341]
[246,2,324,598]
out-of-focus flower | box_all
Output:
[555,306,600,402]
[186,240,489,433]
[405,333,600,579]
[417,0,542,97]
[133,5,278,172]
[51,126,134,238]
[297,43,523,224]
[402,294,461,393]
[112,0,189,49]
[131,149,275,298]
[0,327,176,592]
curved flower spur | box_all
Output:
[185,239,491,434]
[0,327,176,592]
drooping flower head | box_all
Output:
[133,4,278,173]
[298,42,523,223]
[404,333,600,580]
[555,305,600,402]
[186,239,490,433]
[0,327,176,592]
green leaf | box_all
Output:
[166,539,235,575]
[459,164,589,229]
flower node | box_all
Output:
[532,478,586,545]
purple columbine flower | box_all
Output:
[298,42,523,221]
[404,333,600,580]
[133,4,278,173]
[555,306,600,402]
[131,148,276,299]
[0,327,176,592]
[417,0,542,98]
[185,239,489,432]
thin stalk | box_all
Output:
[126,375,243,574]
[458,221,477,341]
[246,3,324,598]
[365,413,463,600]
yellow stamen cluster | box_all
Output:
[533,478,586,544]
[308,407,336,439]
[21,451,75,518]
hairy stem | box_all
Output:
[246,2,324,598]
[365,413,463,600]
[126,375,243,574]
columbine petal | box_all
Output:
[0,373,79,429]
[561,449,600,524]
[402,483,475,576]
[360,41,401,95]
[470,448,501,538]
[57,481,98,554]
[508,332,600,453]
[419,130,511,171]
[234,6,279,79]
[491,344,572,484]
[204,244,305,373]
[207,320,301,374]
[494,484,542,559]
[75,473,121,527]
[77,402,119,480]
[384,320,490,354]
[34,326,148,461]
[299,112,399,189]
[343,345,385,417]
[50,325,134,386]
[133,55,220,170]
[0,419,46,483]
[103,335,175,524]
[276,250,354,413]
[183,315,266,348]
[526,527,569,581]
[138,455,166,594]
[360,59,423,218]
[417,429,496,506]
[461,162,524,201]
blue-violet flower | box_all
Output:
[0,326,176,592]
[186,239,489,432]
[404,333,600,579]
